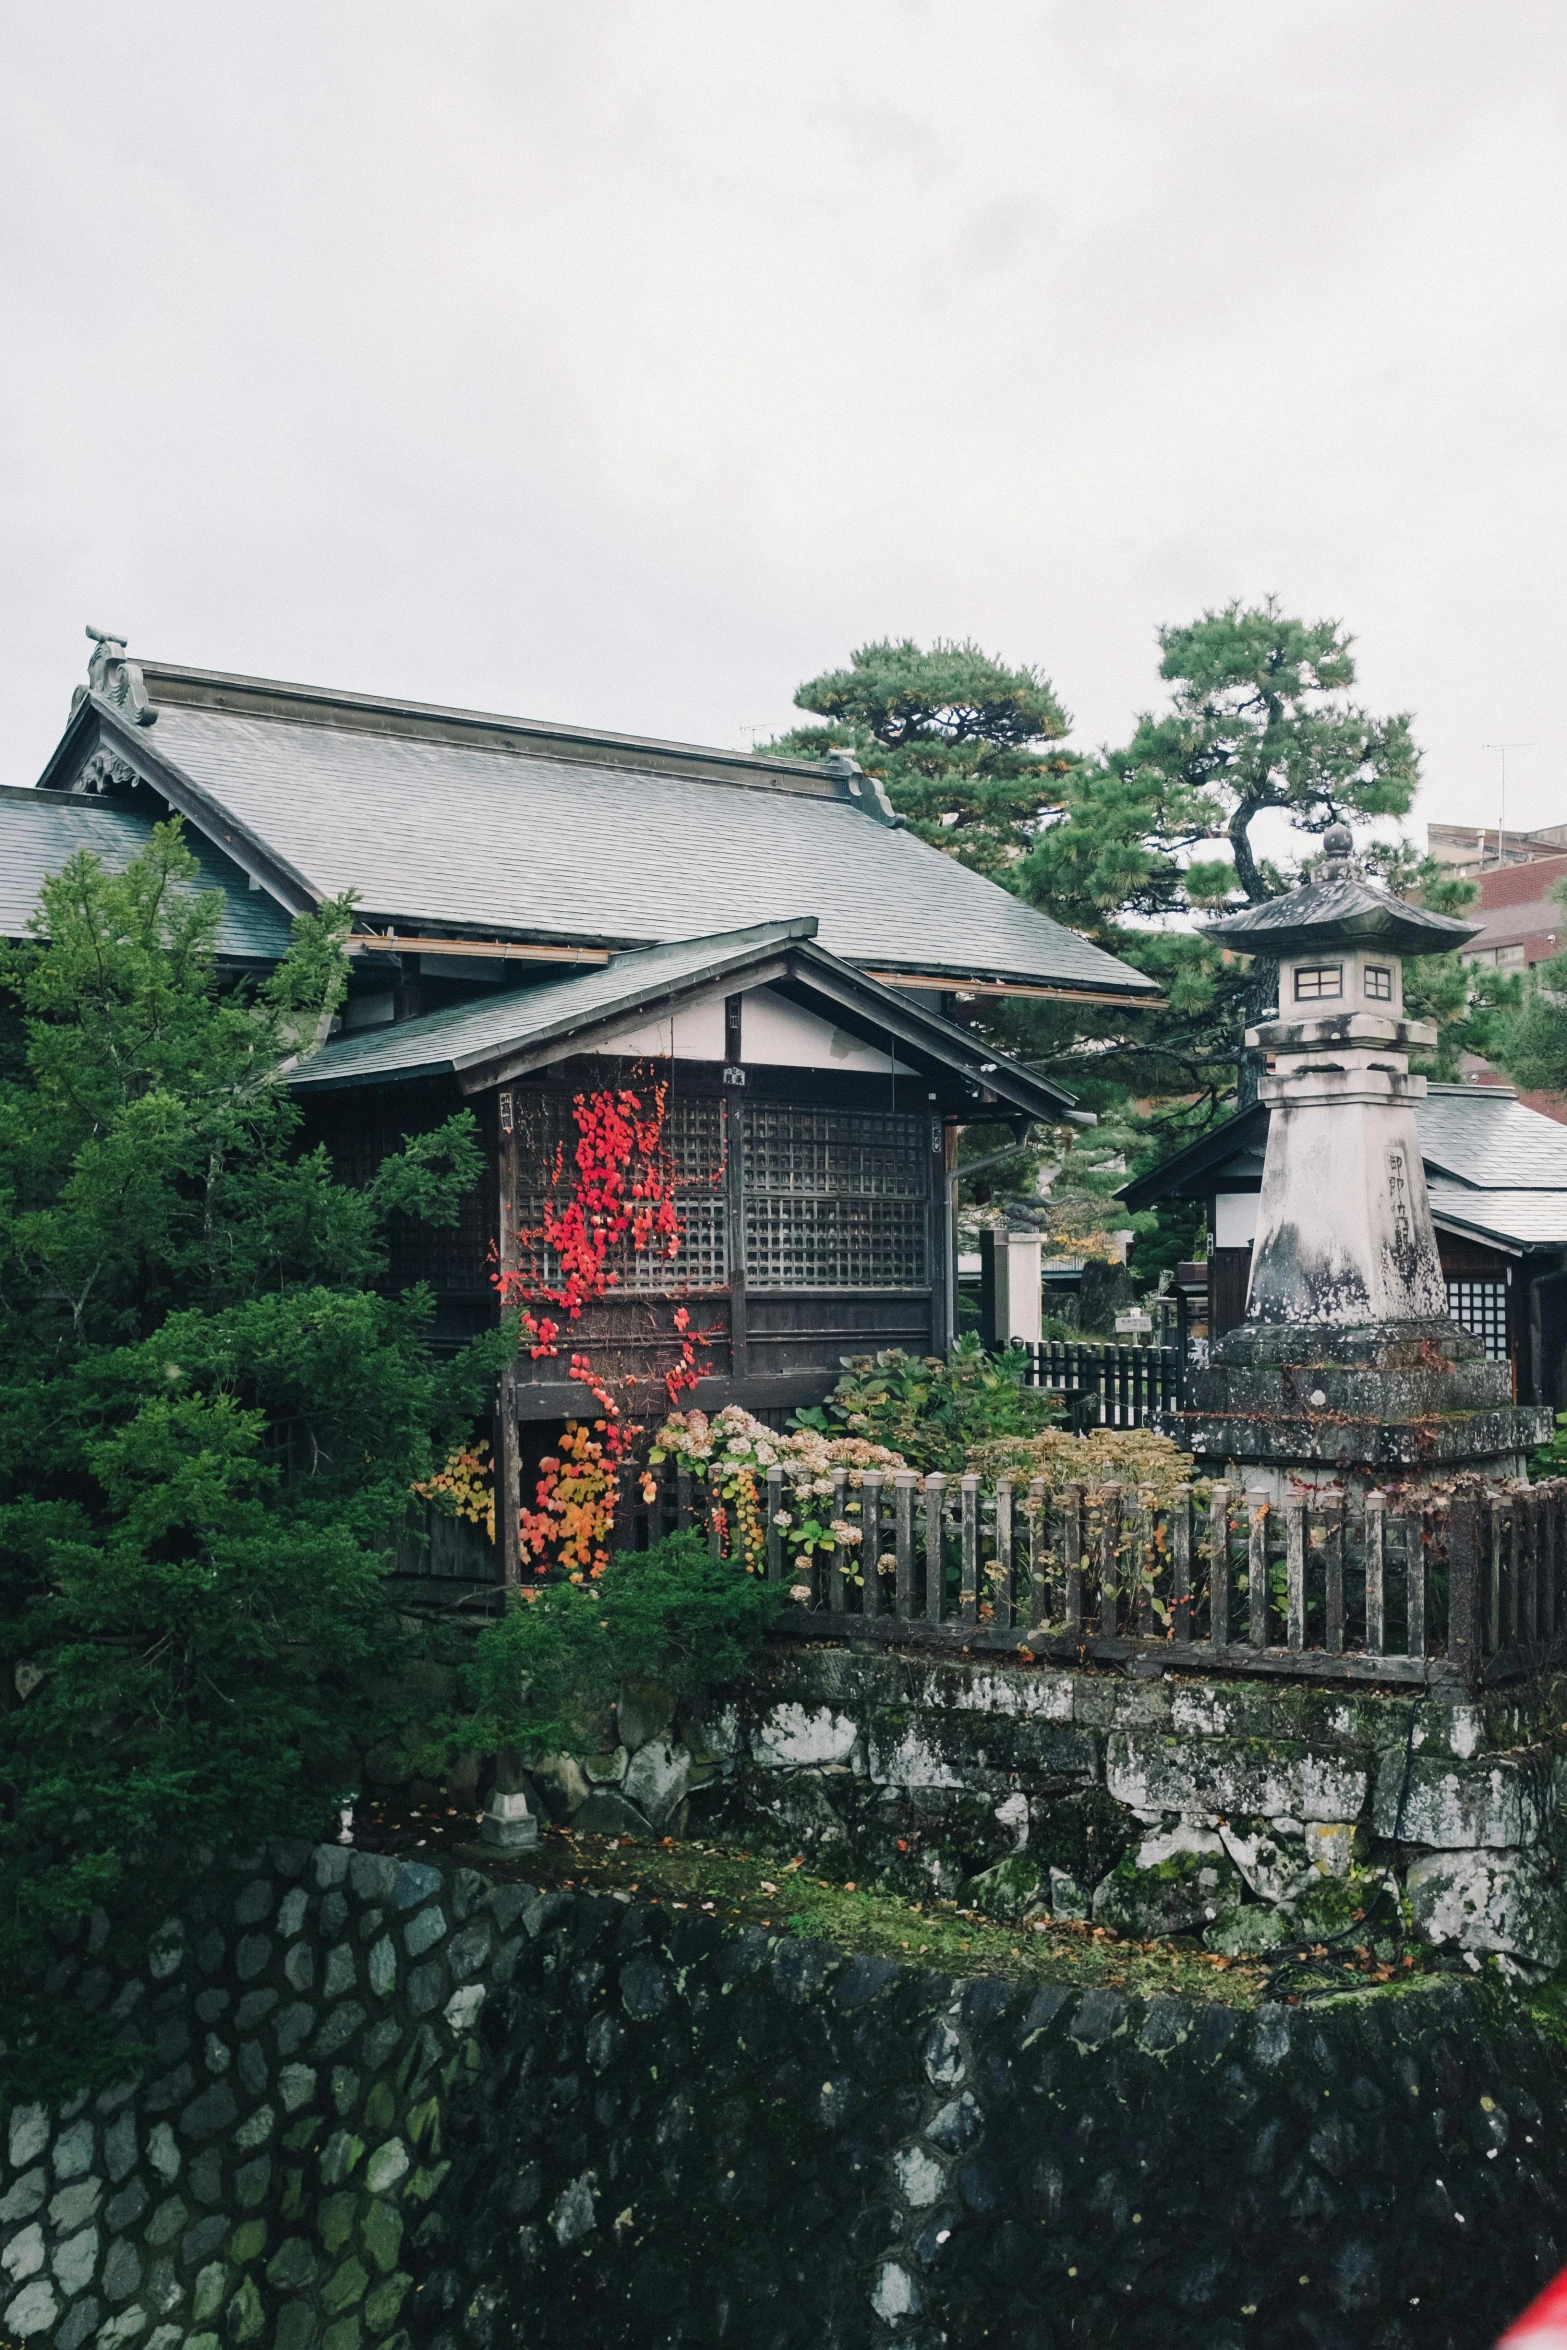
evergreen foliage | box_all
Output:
[1498,877,1567,1101]
[767,636,1071,872]
[448,1532,780,1763]
[0,823,509,2090]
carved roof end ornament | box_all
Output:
[76,625,158,729]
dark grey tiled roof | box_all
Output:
[1417,1085,1567,1190]
[1426,1180,1567,1249]
[142,703,1156,996]
[0,788,293,961]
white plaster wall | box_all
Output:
[1213,1191,1259,1248]
[598,984,917,1074]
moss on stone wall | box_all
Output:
[5,1840,1567,2349]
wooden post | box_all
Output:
[1246,1491,1270,1648]
[894,1471,918,1618]
[1542,1485,1559,1644]
[829,1469,848,1612]
[861,1471,884,1617]
[1062,1481,1084,1638]
[1207,1483,1231,1648]
[766,1466,785,1583]
[1026,1477,1049,1630]
[1364,1491,1386,1655]
[1134,1485,1157,1634]
[723,1095,748,1382]
[993,1479,1014,1629]
[960,1474,980,1626]
[1323,1491,1345,1655]
[924,1473,947,1622]
[1169,1486,1192,1643]
[1449,1492,1482,1676]
[496,1098,523,1591]
[1520,1492,1541,1649]
[1098,1482,1122,1639]
[1285,1494,1307,1652]
[1495,1493,1512,1650]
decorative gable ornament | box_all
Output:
[71,749,139,797]
[72,626,157,729]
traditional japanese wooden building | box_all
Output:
[11,634,1160,1447]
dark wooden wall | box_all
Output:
[301,1057,950,1424]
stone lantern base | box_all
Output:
[1175,1317,1553,1503]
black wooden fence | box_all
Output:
[1018,1340,1182,1430]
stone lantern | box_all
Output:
[1178,827,1552,1498]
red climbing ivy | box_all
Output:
[493,1078,717,1578]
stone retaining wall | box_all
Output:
[5,1846,1567,2349]
[671,1647,1567,1969]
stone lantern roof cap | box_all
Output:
[1202,827,1478,959]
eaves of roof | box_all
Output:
[1425,1181,1567,1254]
[37,695,319,917]
[288,917,1081,1126]
[1205,875,1476,960]
[1116,1107,1269,1212]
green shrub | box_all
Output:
[790,1337,1062,1476]
[966,1425,1199,1498]
[444,1532,781,1763]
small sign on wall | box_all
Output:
[1115,1311,1153,1334]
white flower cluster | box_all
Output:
[650,1404,905,1488]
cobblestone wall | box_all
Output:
[5,1841,1567,2349]
[0,1841,510,2350]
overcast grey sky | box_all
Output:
[3,2,1564,846]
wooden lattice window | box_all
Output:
[514,1090,727,1294]
[328,1121,491,1296]
[1447,1277,1508,1363]
[742,1105,930,1292]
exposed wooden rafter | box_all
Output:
[865,971,1165,1008]
[349,933,610,967]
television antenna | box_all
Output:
[1482,742,1532,866]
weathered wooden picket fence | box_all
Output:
[639,1463,1567,1690]
[1017,1341,1182,1431]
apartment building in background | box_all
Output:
[1427,822,1567,1125]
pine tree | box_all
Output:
[1015,597,1421,1111]
[767,636,1072,874]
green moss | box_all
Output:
[363,2080,396,2132]
[364,2271,412,2332]
[318,2191,359,2254]
[322,2256,369,2315]
[361,2199,404,2276]
[406,2095,440,2153]
[403,2160,452,2205]
[230,2219,268,2265]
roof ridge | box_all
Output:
[136,659,852,801]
